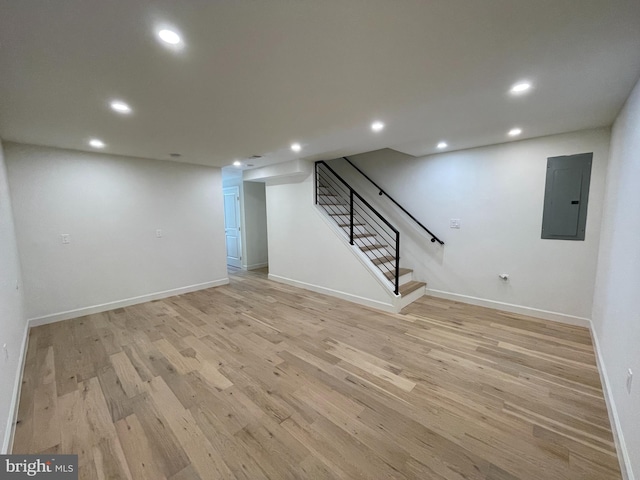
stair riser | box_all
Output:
[399,285,426,309]
[384,271,413,285]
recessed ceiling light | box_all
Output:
[510,81,532,95]
[508,128,522,137]
[371,121,385,132]
[437,141,448,149]
[233,160,242,167]
[110,100,132,114]
[158,29,182,45]
[89,138,105,149]
[291,143,302,153]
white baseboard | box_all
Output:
[2,322,30,454]
[590,325,634,480]
[425,288,591,328]
[268,274,396,313]
[243,262,269,271]
[27,278,229,327]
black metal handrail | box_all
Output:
[315,161,401,295]
[342,157,444,245]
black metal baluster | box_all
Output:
[314,162,318,205]
[395,232,400,295]
[349,189,354,245]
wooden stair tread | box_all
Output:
[384,268,412,280]
[399,281,426,296]
[372,255,395,265]
[338,223,365,227]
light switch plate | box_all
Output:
[450,219,461,229]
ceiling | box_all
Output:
[1,0,639,169]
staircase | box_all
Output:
[315,161,427,310]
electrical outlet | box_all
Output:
[61,233,70,244]
[627,369,633,394]
[156,229,163,238]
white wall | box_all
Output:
[242,181,268,269]
[592,77,640,479]
[0,139,27,452]
[332,128,610,323]
[266,170,394,311]
[5,143,228,323]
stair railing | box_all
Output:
[315,161,400,295]
[342,157,444,245]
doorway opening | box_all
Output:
[221,168,269,273]
[223,185,242,268]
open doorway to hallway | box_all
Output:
[221,167,269,273]
[223,185,242,268]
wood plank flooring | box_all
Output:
[13,267,621,479]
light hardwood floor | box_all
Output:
[13,268,621,479]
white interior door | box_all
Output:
[223,186,242,268]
